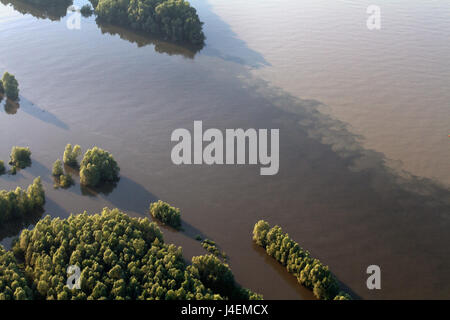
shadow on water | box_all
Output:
[79,175,158,215]
[195,0,270,68]
[0,0,73,21]
[43,196,71,218]
[0,208,44,243]
[28,158,52,183]
[80,179,118,197]
[16,96,69,130]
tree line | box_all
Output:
[1,209,261,300]
[253,220,351,300]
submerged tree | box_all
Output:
[52,159,63,177]
[63,144,81,167]
[1,72,19,101]
[9,146,31,169]
[149,200,181,229]
[80,147,120,187]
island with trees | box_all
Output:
[253,220,351,300]
[9,146,31,172]
[149,200,181,229]
[52,159,74,188]
[0,209,261,300]
[91,0,205,45]
[63,144,82,167]
[80,147,120,187]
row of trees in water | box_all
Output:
[0,209,261,300]
[253,220,351,300]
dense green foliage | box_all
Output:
[191,255,262,300]
[52,159,74,188]
[0,160,5,175]
[63,144,81,167]
[149,200,181,229]
[253,220,351,300]
[52,159,63,177]
[2,209,259,300]
[0,177,45,224]
[80,147,120,187]
[9,146,31,169]
[0,79,4,94]
[93,0,205,44]
[201,239,227,261]
[57,174,74,189]
[0,246,33,300]
[1,72,19,101]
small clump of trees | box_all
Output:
[149,200,181,229]
[92,0,205,45]
[253,220,351,300]
[52,159,64,177]
[80,147,120,187]
[0,208,261,300]
[0,177,45,224]
[63,144,81,167]
[52,158,74,189]
[9,146,31,170]
[0,72,19,101]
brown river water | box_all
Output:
[0,0,449,299]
